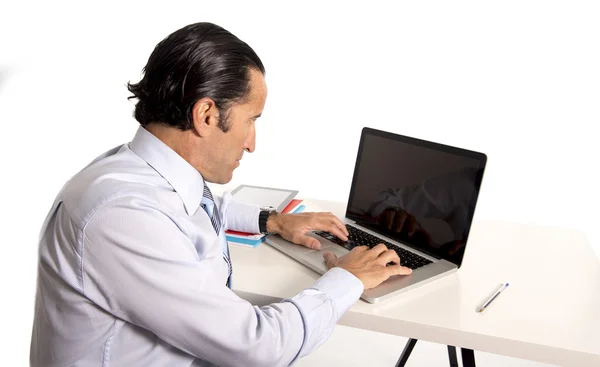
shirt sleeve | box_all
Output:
[218,191,261,234]
[81,196,363,367]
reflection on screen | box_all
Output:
[346,133,485,265]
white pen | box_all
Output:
[478,282,509,313]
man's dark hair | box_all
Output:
[127,22,265,132]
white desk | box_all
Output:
[229,198,600,366]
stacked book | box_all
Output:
[224,184,303,248]
[226,199,305,247]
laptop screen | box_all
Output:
[345,128,486,266]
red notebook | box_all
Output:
[281,199,303,214]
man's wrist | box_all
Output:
[265,212,281,234]
[259,209,279,234]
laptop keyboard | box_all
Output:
[314,225,433,270]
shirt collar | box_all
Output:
[129,126,204,216]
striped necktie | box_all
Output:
[200,184,232,288]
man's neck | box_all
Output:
[144,123,202,171]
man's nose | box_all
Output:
[244,128,256,153]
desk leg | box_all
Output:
[395,338,417,367]
[461,348,476,367]
[395,340,475,367]
[447,346,458,367]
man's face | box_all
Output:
[204,69,267,184]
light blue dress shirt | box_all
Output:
[30,126,364,367]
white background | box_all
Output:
[1,0,598,365]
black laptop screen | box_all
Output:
[345,128,486,266]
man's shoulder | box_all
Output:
[59,145,170,227]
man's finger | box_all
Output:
[328,215,349,237]
[324,223,348,242]
[369,243,388,258]
[299,234,321,250]
[378,249,400,265]
[393,211,408,233]
[407,216,417,236]
[351,245,369,253]
[323,251,337,269]
[387,264,413,276]
[385,210,394,230]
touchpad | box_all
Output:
[304,245,348,265]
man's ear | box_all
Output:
[192,98,219,137]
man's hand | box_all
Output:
[376,206,433,244]
[323,244,413,289]
[377,206,419,234]
[267,212,348,250]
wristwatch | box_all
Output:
[259,207,277,234]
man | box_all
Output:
[30,22,412,366]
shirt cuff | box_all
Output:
[310,267,364,318]
[220,192,261,233]
[282,266,364,361]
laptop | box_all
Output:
[265,127,487,303]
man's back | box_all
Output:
[31,141,209,366]
[31,129,244,366]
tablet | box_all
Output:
[230,185,298,212]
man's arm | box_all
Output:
[219,191,262,233]
[219,191,349,250]
[82,196,363,367]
